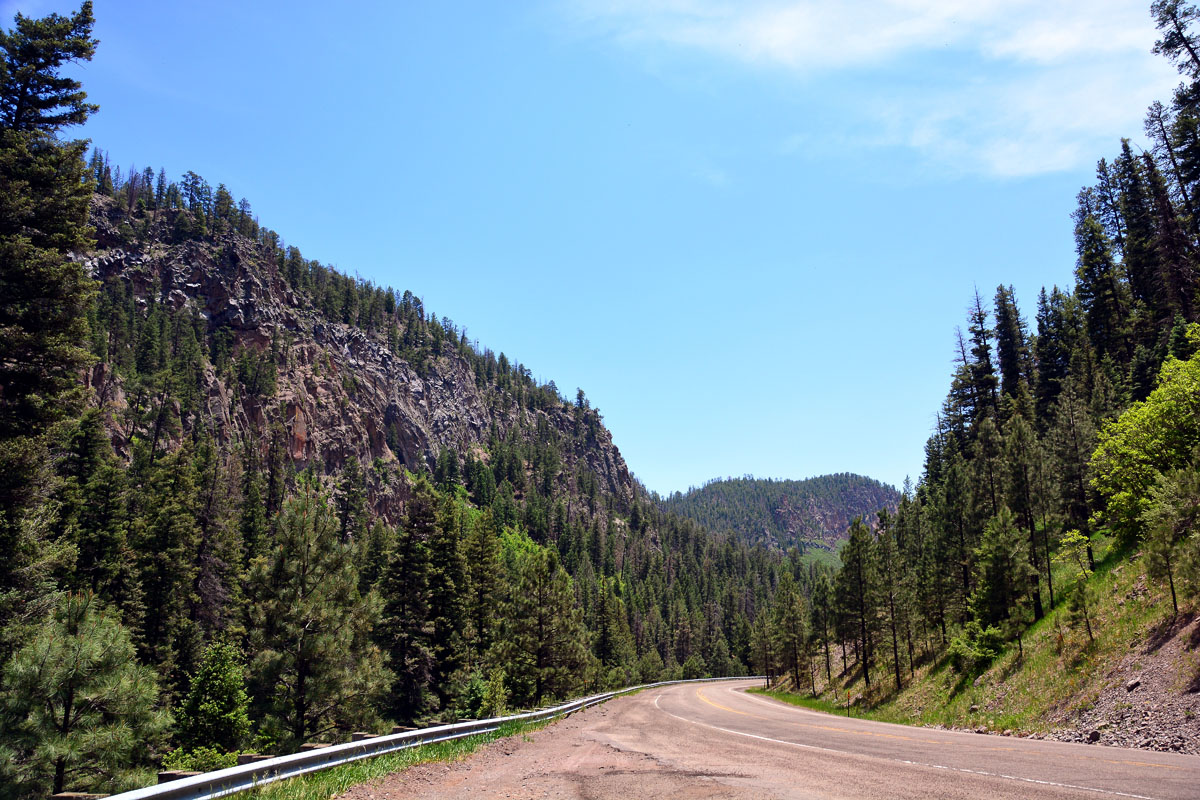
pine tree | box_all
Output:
[376,478,436,723]
[177,640,251,753]
[772,571,807,691]
[356,520,395,596]
[993,285,1033,409]
[873,510,911,691]
[970,508,1033,657]
[1140,462,1200,616]
[54,410,133,602]
[427,492,468,707]
[836,518,877,688]
[246,480,387,748]
[1002,411,1045,620]
[592,577,637,686]
[1142,152,1195,322]
[189,431,242,638]
[1145,100,1197,232]
[1153,1,1200,82]
[0,3,99,647]
[462,509,501,665]
[749,611,775,685]
[1034,287,1080,429]
[335,457,367,543]
[129,446,202,701]
[1074,215,1129,362]
[966,289,1000,428]
[238,440,268,565]
[0,3,97,131]
[1048,379,1097,569]
[808,570,834,682]
[497,545,587,706]
[1115,140,1162,319]
[0,593,168,797]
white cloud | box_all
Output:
[562,0,1183,177]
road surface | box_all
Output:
[342,678,1200,799]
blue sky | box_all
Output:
[7,1,1183,495]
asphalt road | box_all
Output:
[352,678,1200,799]
[637,679,1200,799]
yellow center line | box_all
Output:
[691,686,1183,772]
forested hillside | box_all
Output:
[746,1,1200,743]
[662,474,899,555]
[0,7,783,798]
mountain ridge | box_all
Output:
[83,192,636,524]
[661,472,900,555]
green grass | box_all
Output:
[748,687,854,716]
[760,534,1187,736]
[246,718,550,800]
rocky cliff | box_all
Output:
[82,195,633,521]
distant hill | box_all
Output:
[661,474,900,557]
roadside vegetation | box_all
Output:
[744,1,1200,745]
[754,531,1198,740]
[246,717,552,800]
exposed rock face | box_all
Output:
[84,196,633,520]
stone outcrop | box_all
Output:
[83,196,634,521]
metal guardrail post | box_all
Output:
[102,676,764,800]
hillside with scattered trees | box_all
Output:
[746,1,1200,753]
[0,7,784,797]
[7,2,1200,797]
[662,474,899,556]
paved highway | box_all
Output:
[349,678,1200,799]
[639,679,1199,799]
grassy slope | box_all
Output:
[765,535,1198,736]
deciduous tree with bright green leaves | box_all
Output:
[1090,328,1200,543]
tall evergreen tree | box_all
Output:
[993,285,1033,411]
[0,3,97,131]
[873,510,911,691]
[835,518,877,688]
[246,481,387,748]
[427,492,468,707]
[1002,410,1046,620]
[772,571,807,691]
[0,2,99,649]
[966,290,1000,428]
[1074,215,1130,361]
[376,478,436,723]
[497,545,587,706]
[970,509,1033,657]
[462,509,501,665]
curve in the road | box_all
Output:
[342,678,1200,800]
[647,679,1196,800]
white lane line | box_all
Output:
[651,693,1161,800]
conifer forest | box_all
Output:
[4,2,1200,797]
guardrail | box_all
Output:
[105,676,763,800]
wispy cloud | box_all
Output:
[562,0,1182,177]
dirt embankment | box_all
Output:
[1042,608,1200,754]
